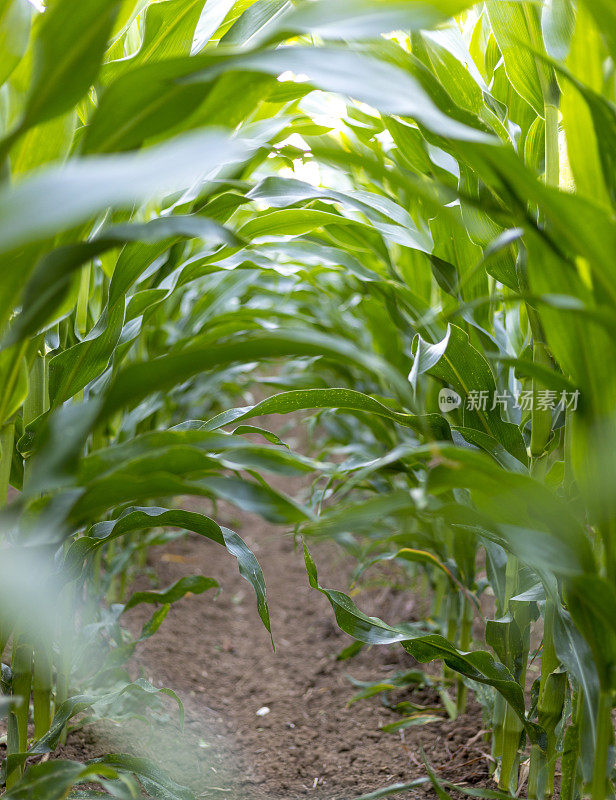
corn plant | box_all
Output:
[167,2,615,799]
[0,0,353,794]
[1,0,616,799]
[282,8,612,799]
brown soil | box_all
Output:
[59,537,490,794]
[55,416,492,798]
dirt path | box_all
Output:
[63,509,490,797]
[60,419,491,798]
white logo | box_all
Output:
[438,388,461,413]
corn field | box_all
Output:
[0,0,615,797]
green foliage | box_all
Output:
[0,1,615,798]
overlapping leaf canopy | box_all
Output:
[1,0,616,797]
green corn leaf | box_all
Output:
[304,543,545,747]
[216,0,291,46]
[188,46,498,143]
[431,780,518,800]
[86,45,495,155]
[98,330,415,420]
[73,506,271,637]
[353,779,429,800]
[578,0,616,59]
[565,576,616,691]
[246,176,433,252]
[463,145,616,304]
[13,0,122,137]
[379,713,443,732]
[560,5,611,205]
[77,429,326,481]
[421,445,595,576]
[410,324,528,463]
[552,607,598,753]
[0,345,29,427]
[204,387,449,439]
[123,575,219,611]
[103,0,207,83]
[485,0,551,115]
[486,614,527,682]
[48,302,126,406]
[67,457,312,525]
[9,109,77,176]
[0,0,32,89]
[87,755,194,800]
[303,490,417,540]
[2,761,119,800]
[0,130,252,258]
[139,604,171,641]
[541,0,576,59]
[265,0,478,42]
[199,475,312,524]
[27,680,184,757]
